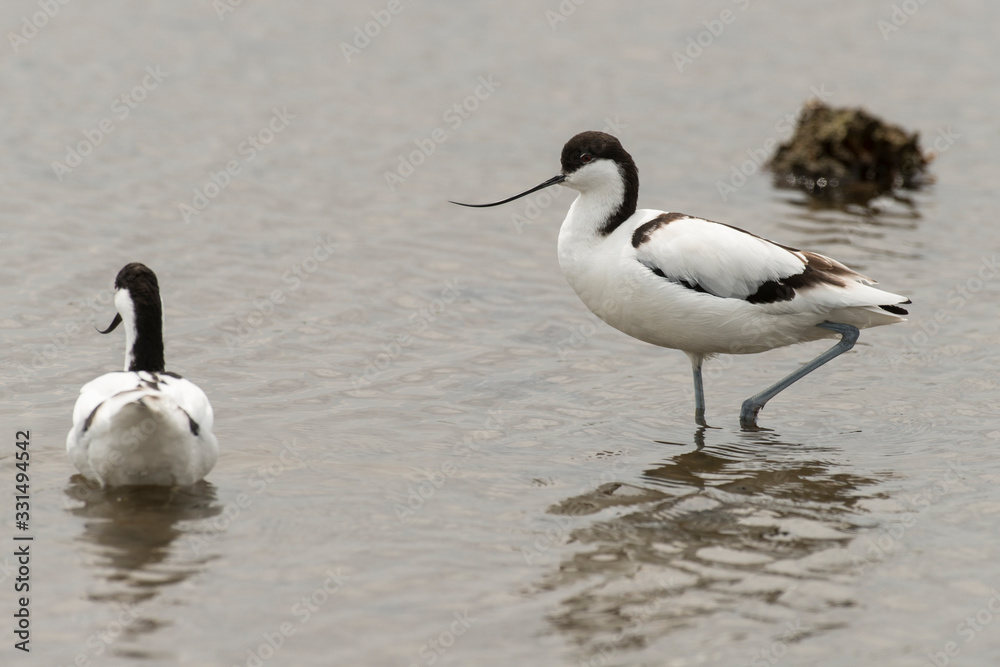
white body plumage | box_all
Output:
[557,205,907,357]
[67,370,217,487]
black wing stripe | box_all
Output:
[644,263,715,296]
[744,253,851,304]
[631,212,691,248]
[83,403,102,433]
[745,280,795,304]
[178,407,200,436]
[879,303,909,315]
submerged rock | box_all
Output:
[768,100,930,202]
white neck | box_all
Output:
[555,160,641,324]
[557,164,628,275]
[116,289,139,372]
[561,160,627,238]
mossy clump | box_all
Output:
[768,100,930,202]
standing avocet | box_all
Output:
[67,263,218,486]
[452,131,910,427]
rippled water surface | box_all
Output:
[3,1,1000,665]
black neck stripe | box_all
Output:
[598,160,639,237]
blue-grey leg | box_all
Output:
[688,353,707,426]
[739,321,860,428]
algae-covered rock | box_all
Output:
[768,101,930,201]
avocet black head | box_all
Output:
[450,131,639,234]
[100,262,165,373]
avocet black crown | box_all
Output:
[114,261,159,292]
[559,131,635,174]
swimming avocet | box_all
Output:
[452,131,910,427]
[67,263,218,485]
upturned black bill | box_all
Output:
[97,313,123,334]
[450,174,566,207]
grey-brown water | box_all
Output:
[3,1,999,665]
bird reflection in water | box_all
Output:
[64,477,223,659]
[535,426,887,661]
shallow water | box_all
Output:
[3,1,1000,665]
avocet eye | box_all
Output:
[580,153,593,163]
